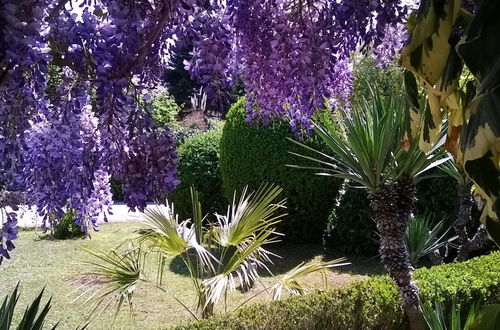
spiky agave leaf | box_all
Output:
[0,283,56,330]
[270,258,350,301]
[405,214,457,266]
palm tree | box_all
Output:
[290,95,447,329]
[440,161,488,262]
[77,185,348,319]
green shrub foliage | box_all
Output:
[152,92,181,128]
[174,252,500,330]
[219,97,342,242]
[326,174,461,256]
[170,129,226,218]
[54,210,84,239]
[325,185,377,255]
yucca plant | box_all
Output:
[440,161,489,262]
[422,299,478,330]
[289,94,448,329]
[422,298,484,330]
[404,214,457,266]
[0,283,58,330]
[78,185,347,319]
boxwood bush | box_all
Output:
[170,129,226,218]
[173,252,500,330]
[326,173,460,256]
[219,97,343,242]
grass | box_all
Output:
[0,222,382,329]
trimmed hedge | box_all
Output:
[173,252,500,330]
[170,129,226,218]
[326,173,461,256]
[325,185,377,255]
[219,97,343,242]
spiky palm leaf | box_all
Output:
[289,94,447,192]
[213,184,286,247]
[439,159,468,186]
[405,215,457,266]
[422,298,482,330]
[270,258,350,301]
[0,283,57,330]
[76,242,145,317]
[200,185,286,309]
[138,203,217,273]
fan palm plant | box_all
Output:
[440,161,489,262]
[78,185,347,319]
[289,94,448,329]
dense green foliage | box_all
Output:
[325,186,377,255]
[219,97,342,242]
[152,92,181,128]
[170,129,226,218]
[174,252,500,330]
[53,210,84,239]
[327,177,460,256]
[350,55,404,105]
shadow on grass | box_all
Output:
[168,243,384,278]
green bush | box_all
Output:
[152,92,181,128]
[326,174,460,256]
[54,210,84,239]
[219,97,343,242]
[173,252,500,330]
[170,129,226,218]
[325,185,377,255]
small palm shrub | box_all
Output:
[79,185,347,319]
[170,129,226,218]
[422,299,500,330]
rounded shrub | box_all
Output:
[219,97,342,243]
[170,129,226,219]
[54,210,84,239]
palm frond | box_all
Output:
[213,184,286,247]
[76,242,144,317]
[439,159,468,186]
[270,258,350,301]
[1,283,56,330]
[405,214,457,266]
[138,202,217,273]
[289,93,410,191]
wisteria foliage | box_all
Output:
[0,0,411,262]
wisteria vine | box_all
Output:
[0,0,414,263]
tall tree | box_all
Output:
[291,95,446,329]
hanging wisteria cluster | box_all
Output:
[0,0,412,263]
[184,0,410,133]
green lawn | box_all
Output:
[0,222,382,329]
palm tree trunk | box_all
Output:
[454,183,488,262]
[369,178,426,330]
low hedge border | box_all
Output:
[173,252,500,330]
